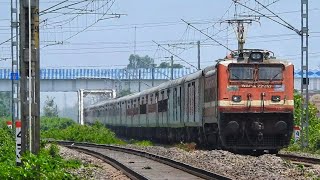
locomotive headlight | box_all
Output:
[249,52,263,63]
[232,95,242,102]
[271,95,281,102]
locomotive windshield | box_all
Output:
[229,65,254,80]
[258,65,283,81]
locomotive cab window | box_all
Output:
[258,64,284,81]
[228,64,254,80]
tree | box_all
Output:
[117,89,132,98]
[43,96,59,117]
[158,62,184,68]
[127,54,154,69]
[0,92,11,117]
[293,92,320,151]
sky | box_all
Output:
[0,0,319,70]
[0,0,319,120]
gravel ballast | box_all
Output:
[121,145,320,180]
[58,145,129,180]
[58,143,320,179]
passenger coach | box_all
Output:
[84,49,294,153]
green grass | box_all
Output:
[0,121,82,179]
[129,139,153,146]
[175,142,197,152]
[42,121,126,145]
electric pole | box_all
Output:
[300,0,309,148]
[19,0,40,155]
[11,0,19,128]
[152,64,155,87]
[171,56,173,80]
[138,69,141,92]
[197,41,200,70]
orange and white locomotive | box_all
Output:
[84,49,294,153]
[204,49,294,152]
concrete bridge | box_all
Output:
[0,68,196,92]
[0,67,319,121]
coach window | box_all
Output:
[149,94,152,104]
[140,97,147,114]
[162,99,168,112]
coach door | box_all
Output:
[140,96,147,127]
[120,101,125,126]
[161,89,169,127]
[185,81,196,124]
[132,99,139,126]
[147,93,157,127]
[172,86,182,125]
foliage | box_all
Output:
[127,54,155,69]
[129,139,153,146]
[42,121,125,145]
[158,62,184,68]
[117,89,132,98]
[175,142,197,152]
[43,96,59,117]
[0,92,11,117]
[126,54,184,69]
[41,117,76,131]
[0,126,81,179]
[287,92,320,153]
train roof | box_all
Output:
[85,52,293,110]
[86,68,205,110]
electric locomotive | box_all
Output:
[84,49,294,153]
[209,49,294,152]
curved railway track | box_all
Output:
[277,153,320,165]
[54,141,231,180]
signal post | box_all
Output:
[19,0,40,155]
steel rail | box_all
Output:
[67,145,147,180]
[51,140,231,180]
[277,153,320,165]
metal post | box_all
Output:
[197,41,200,70]
[138,69,141,92]
[301,0,309,148]
[19,0,40,155]
[78,89,84,125]
[128,69,131,92]
[152,64,155,87]
[171,56,173,80]
[11,0,19,130]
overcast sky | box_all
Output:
[0,0,319,70]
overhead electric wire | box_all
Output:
[233,0,301,35]
[153,40,198,69]
[254,0,300,34]
[63,0,116,42]
[40,0,69,14]
[182,19,233,52]
[40,0,89,15]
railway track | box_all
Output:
[54,141,231,180]
[277,153,320,165]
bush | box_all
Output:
[41,117,76,131]
[42,121,125,145]
[0,127,81,179]
[289,93,320,154]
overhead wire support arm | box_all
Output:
[152,40,198,69]
[232,0,301,35]
[181,19,233,52]
[254,0,301,35]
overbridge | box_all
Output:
[0,68,319,121]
